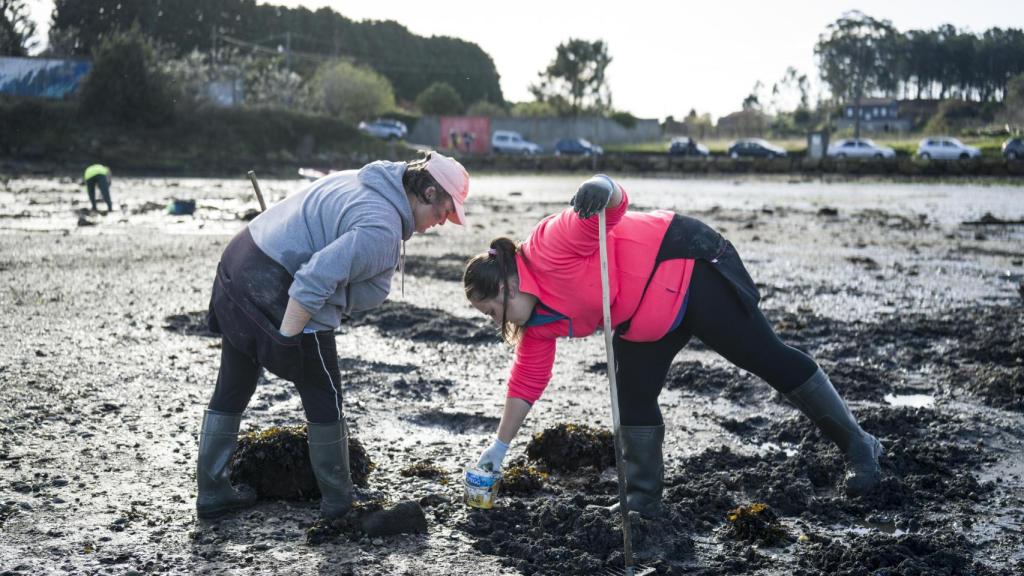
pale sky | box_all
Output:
[26,0,1024,121]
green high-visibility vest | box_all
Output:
[84,164,111,181]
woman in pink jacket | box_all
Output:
[463,174,883,516]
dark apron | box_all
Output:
[619,214,761,335]
[656,214,761,313]
[207,227,305,383]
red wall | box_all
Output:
[439,116,492,155]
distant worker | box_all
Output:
[83,164,113,213]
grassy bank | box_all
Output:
[0,98,393,177]
[606,135,1012,157]
[458,153,1024,180]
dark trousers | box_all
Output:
[614,259,818,426]
[209,330,345,423]
[86,175,112,211]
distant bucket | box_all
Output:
[463,467,501,509]
[168,199,196,216]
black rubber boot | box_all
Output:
[608,425,665,518]
[784,369,884,496]
[307,420,354,519]
[196,409,257,519]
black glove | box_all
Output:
[570,175,614,219]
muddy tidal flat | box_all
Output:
[1,174,1022,575]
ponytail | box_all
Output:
[464,237,524,346]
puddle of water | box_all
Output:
[848,520,906,537]
[756,441,798,458]
[883,393,935,408]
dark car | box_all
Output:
[554,138,603,157]
[1003,138,1024,160]
[727,138,787,159]
[668,137,710,157]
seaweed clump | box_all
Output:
[525,423,614,472]
[230,425,373,500]
[400,460,449,484]
[724,503,793,546]
[501,465,547,496]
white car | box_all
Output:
[827,138,895,159]
[491,130,542,155]
[916,137,981,160]
[358,119,408,140]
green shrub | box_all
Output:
[79,26,176,127]
[466,100,506,117]
[309,60,395,124]
[415,82,464,115]
[609,110,637,129]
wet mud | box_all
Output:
[306,500,429,546]
[462,496,694,575]
[344,300,495,344]
[162,311,217,337]
[401,253,469,283]
[405,409,501,433]
[1,176,1021,574]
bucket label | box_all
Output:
[464,467,501,509]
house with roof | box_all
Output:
[836,98,911,133]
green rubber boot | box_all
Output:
[785,369,883,496]
[196,410,257,519]
[307,420,354,519]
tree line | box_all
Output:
[816,11,1024,104]
[46,0,503,107]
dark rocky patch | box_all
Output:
[795,530,1006,576]
[163,310,216,337]
[306,500,428,545]
[344,300,495,344]
[400,460,448,483]
[501,465,547,496]
[525,423,615,472]
[960,365,1023,412]
[401,253,468,282]
[461,495,693,575]
[405,410,501,433]
[230,425,373,500]
[664,361,763,402]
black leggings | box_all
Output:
[86,175,112,211]
[613,259,818,426]
[208,330,345,424]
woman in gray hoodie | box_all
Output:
[196,152,470,520]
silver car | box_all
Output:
[916,137,981,160]
[358,119,408,140]
[827,138,896,159]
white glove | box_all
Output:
[476,438,509,472]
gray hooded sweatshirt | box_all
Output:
[248,161,413,331]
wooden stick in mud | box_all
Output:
[247,170,268,212]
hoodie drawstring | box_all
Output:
[400,240,406,298]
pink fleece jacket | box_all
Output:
[507,186,695,404]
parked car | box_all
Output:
[553,138,603,156]
[358,119,408,140]
[727,138,787,159]
[916,137,980,160]
[491,130,542,155]
[827,138,896,159]
[668,137,710,157]
[1002,137,1024,160]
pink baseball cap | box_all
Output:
[424,152,470,225]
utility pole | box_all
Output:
[285,31,292,73]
